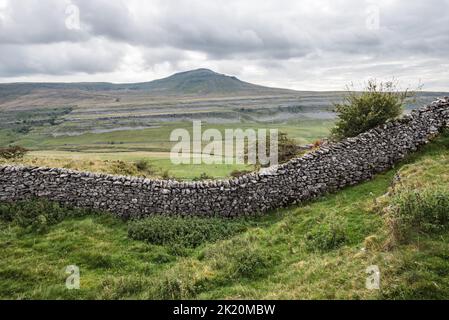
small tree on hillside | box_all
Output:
[331,80,415,140]
[244,131,299,167]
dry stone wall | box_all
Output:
[1,98,449,218]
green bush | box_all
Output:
[304,216,347,251]
[387,187,449,243]
[331,80,413,139]
[277,132,300,163]
[128,216,248,248]
[0,200,89,233]
[244,131,299,166]
[135,159,150,171]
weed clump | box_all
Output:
[135,159,154,175]
[386,187,449,244]
[128,216,247,248]
[229,247,276,279]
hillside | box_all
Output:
[118,68,293,94]
[1,130,449,299]
[0,69,296,107]
[0,69,337,144]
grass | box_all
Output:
[3,151,250,180]
[1,120,333,151]
[1,120,332,180]
[128,216,251,248]
[1,130,449,299]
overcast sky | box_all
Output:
[0,0,448,91]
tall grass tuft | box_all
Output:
[386,187,449,244]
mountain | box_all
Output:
[0,68,295,98]
[122,68,290,94]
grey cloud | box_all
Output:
[0,39,125,77]
[69,0,449,60]
[0,0,448,90]
[0,0,89,44]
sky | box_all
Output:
[0,0,448,91]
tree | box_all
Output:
[244,131,300,167]
[331,80,414,140]
[277,132,300,163]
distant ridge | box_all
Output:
[0,68,295,96]
[125,68,283,94]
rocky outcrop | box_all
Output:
[1,98,449,218]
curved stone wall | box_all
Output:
[1,98,448,218]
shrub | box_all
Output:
[135,159,155,176]
[244,131,299,166]
[331,80,413,139]
[386,187,449,243]
[277,132,300,163]
[135,159,150,171]
[0,200,89,233]
[128,216,247,248]
[304,216,347,251]
[110,160,138,176]
[0,146,28,160]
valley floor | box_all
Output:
[1,120,333,180]
[1,132,449,299]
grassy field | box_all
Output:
[1,130,448,299]
[1,119,333,180]
[14,151,250,180]
[1,120,333,149]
